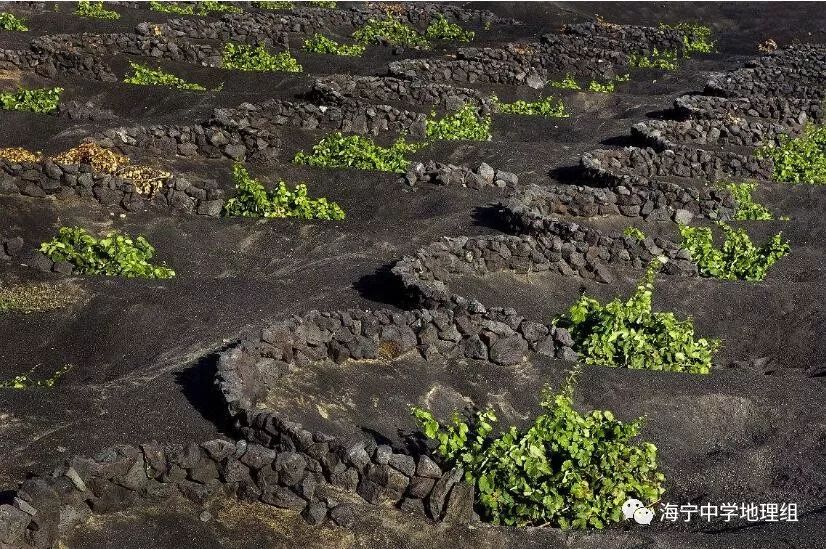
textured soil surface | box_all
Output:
[1,1,825,548]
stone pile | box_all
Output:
[401,161,517,189]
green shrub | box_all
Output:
[0,12,28,31]
[555,261,718,374]
[426,103,491,141]
[149,1,241,15]
[1,364,72,389]
[294,132,422,173]
[549,74,581,90]
[679,222,789,281]
[303,33,365,56]
[223,164,345,220]
[75,0,120,20]
[756,124,826,185]
[586,74,629,93]
[39,227,175,279]
[492,95,568,118]
[412,369,665,528]
[623,226,646,241]
[123,62,206,91]
[308,0,336,7]
[587,80,615,93]
[222,43,302,72]
[198,0,243,14]
[660,22,714,55]
[254,1,293,9]
[148,1,193,14]
[629,48,679,70]
[724,182,775,220]
[352,16,430,49]
[0,87,62,113]
[424,14,474,42]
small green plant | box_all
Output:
[75,0,120,20]
[149,1,241,15]
[426,103,492,141]
[660,22,714,55]
[756,124,826,185]
[586,74,629,93]
[198,0,243,13]
[724,182,775,220]
[254,1,293,9]
[623,226,646,241]
[308,0,336,7]
[1,364,72,389]
[679,222,789,281]
[222,43,302,72]
[0,87,62,113]
[549,74,581,90]
[352,16,430,49]
[588,80,615,93]
[294,132,422,173]
[555,261,718,374]
[629,48,679,70]
[0,12,28,31]
[491,95,568,118]
[123,62,206,91]
[39,227,175,279]
[223,164,345,220]
[412,369,665,528]
[149,1,194,14]
[303,33,365,56]
[424,14,474,42]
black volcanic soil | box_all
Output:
[2,2,826,548]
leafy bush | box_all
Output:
[303,33,365,56]
[724,182,775,220]
[549,74,581,90]
[149,1,241,15]
[424,14,474,42]
[679,222,789,281]
[555,261,718,374]
[0,12,28,31]
[0,87,62,113]
[412,370,665,528]
[623,226,646,241]
[491,95,568,118]
[40,227,175,279]
[587,80,615,93]
[223,164,345,220]
[660,22,714,55]
[756,124,826,185]
[75,1,120,20]
[308,0,336,7]
[426,103,492,141]
[254,1,293,9]
[148,1,193,14]
[352,16,430,49]
[629,48,678,70]
[222,43,303,72]
[586,73,629,93]
[1,364,72,389]
[198,0,243,14]
[294,132,421,173]
[123,62,206,91]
